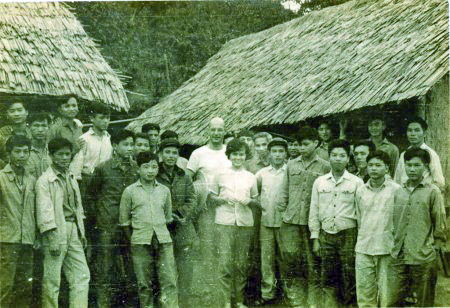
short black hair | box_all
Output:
[48,138,73,155]
[368,110,385,124]
[328,139,351,156]
[296,126,319,143]
[135,132,149,141]
[136,151,159,167]
[142,123,160,133]
[111,129,134,145]
[224,132,235,140]
[56,95,78,108]
[238,129,254,138]
[160,130,178,141]
[406,116,428,131]
[88,104,111,117]
[353,140,376,153]
[28,112,51,125]
[4,99,28,111]
[404,147,430,165]
[225,138,249,159]
[5,135,31,153]
[366,150,390,166]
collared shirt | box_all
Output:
[371,137,399,178]
[70,127,112,179]
[157,163,196,220]
[392,181,447,265]
[309,170,364,238]
[315,143,329,161]
[0,164,36,244]
[49,117,83,152]
[245,156,270,174]
[90,156,139,230]
[394,143,445,191]
[25,145,52,177]
[187,144,230,189]
[119,180,173,244]
[211,166,258,227]
[354,168,369,183]
[279,155,330,225]
[52,167,77,219]
[0,125,32,159]
[355,179,400,255]
[256,164,287,227]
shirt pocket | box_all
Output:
[289,170,303,185]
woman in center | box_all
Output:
[209,138,259,308]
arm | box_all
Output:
[182,175,196,220]
[207,173,228,207]
[389,145,400,178]
[69,135,87,181]
[277,168,289,213]
[119,188,132,241]
[428,151,445,192]
[394,152,405,185]
[164,189,173,224]
[309,180,321,240]
[355,189,362,228]
[430,188,447,245]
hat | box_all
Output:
[160,138,181,150]
[268,137,288,150]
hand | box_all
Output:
[172,212,186,223]
[46,231,61,257]
[313,239,320,256]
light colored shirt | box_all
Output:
[309,170,363,239]
[49,118,83,152]
[355,179,400,255]
[187,144,230,189]
[25,145,52,177]
[211,166,258,227]
[279,155,330,225]
[70,128,112,179]
[394,143,445,191]
[371,137,399,178]
[245,156,270,174]
[0,164,36,244]
[119,180,173,244]
[392,180,447,265]
[315,143,329,161]
[256,164,287,227]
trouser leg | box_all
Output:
[279,223,304,306]
[260,225,276,301]
[355,253,377,308]
[377,254,397,307]
[301,225,321,306]
[158,242,179,308]
[62,222,90,308]
[318,231,340,308]
[234,226,253,304]
[95,228,117,307]
[132,244,153,308]
[0,243,19,307]
[13,244,34,308]
[338,228,357,306]
[409,261,434,307]
[216,224,234,305]
[42,242,67,308]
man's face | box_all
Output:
[354,145,370,170]
[114,137,134,159]
[147,129,160,146]
[90,113,110,132]
[134,137,150,155]
[30,119,49,141]
[254,137,269,159]
[7,102,28,125]
[239,136,254,149]
[51,146,72,171]
[299,139,318,158]
[229,148,246,169]
[287,140,301,159]
[406,122,425,146]
[161,146,179,167]
[10,145,30,168]
[209,123,225,145]
[329,147,349,172]
[367,157,388,180]
[270,146,287,166]
[405,157,426,182]
[139,160,159,183]
[318,123,332,142]
[58,97,78,119]
[368,119,385,138]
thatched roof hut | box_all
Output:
[128,0,448,143]
[0,2,129,111]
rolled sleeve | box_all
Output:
[164,190,173,224]
[36,178,58,233]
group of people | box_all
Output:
[0,96,446,308]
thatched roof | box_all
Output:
[128,0,448,144]
[0,2,129,111]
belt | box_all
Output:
[65,216,76,222]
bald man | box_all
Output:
[186,117,231,297]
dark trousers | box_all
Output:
[131,238,178,308]
[391,259,436,307]
[0,243,34,307]
[96,227,135,307]
[319,228,357,307]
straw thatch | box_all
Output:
[128,0,448,144]
[0,2,129,111]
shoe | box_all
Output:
[236,303,248,308]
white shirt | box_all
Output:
[211,166,258,227]
[70,128,112,179]
[394,143,445,191]
[187,144,231,189]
